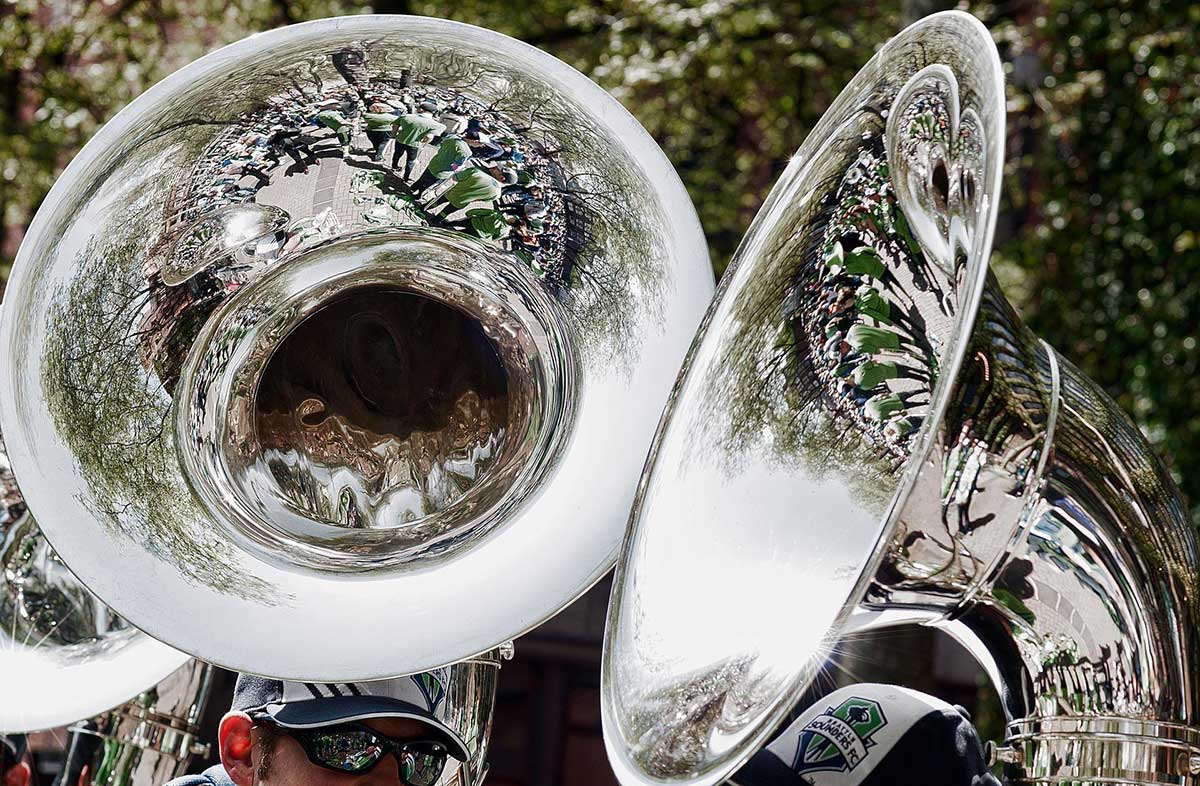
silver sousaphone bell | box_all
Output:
[602,11,1200,786]
[2,395,213,785]
[0,14,714,786]
[1,431,195,734]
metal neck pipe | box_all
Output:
[67,660,214,786]
[873,274,1200,784]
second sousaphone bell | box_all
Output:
[602,11,1200,786]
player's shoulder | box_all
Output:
[163,764,235,786]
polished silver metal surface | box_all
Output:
[431,644,512,786]
[0,16,713,681]
[0,426,190,733]
[72,659,214,786]
[602,11,1199,786]
[176,229,574,571]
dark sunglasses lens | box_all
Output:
[309,729,386,772]
[397,745,447,786]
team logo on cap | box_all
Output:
[791,696,887,775]
[412,668,449,713]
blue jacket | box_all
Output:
[165,764,236,786]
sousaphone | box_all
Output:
[602,11,1199,786]
[1,427,211,783]
[0,13,714,785]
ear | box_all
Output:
[4,761,31,786]
[219,713,255,786]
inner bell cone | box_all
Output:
[253,288,511,529]
[175,230,573,571]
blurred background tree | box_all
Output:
[1,0,1196,528]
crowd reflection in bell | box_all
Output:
[160,47,572,297]
[136,43,592,530]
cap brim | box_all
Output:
[266,697,470,762]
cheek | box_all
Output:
[260,737,348,786]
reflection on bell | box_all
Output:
[252,288,511,528]
[1,427,196,735]
[0,13,713,773]
[602,11,1200,786]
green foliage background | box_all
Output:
[1,0,1197,528]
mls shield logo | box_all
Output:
[791,696,888,776]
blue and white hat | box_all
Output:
[232,671,469,762]
[732,683,1000,786]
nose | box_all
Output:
[356,750,452,786]
[357,754,402,786]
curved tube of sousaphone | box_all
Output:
[62,660,214,786]
[601,11,1198,786]
[891,274,1200,782]
[3,422,215,786]
[0,425,194,734]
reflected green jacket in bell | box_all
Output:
[467,208,511,240]
[854,360,899,390]
[445,168,502,208]
[865,393,905,422]
[316,110,350,131]
[847,323,900,354]
[363,112,398,132]
[393,113,446,146]
[427,137,473,179]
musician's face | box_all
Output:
[262,717,436,786]
[223,715,454,786]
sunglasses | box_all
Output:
[276,721,451,786]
